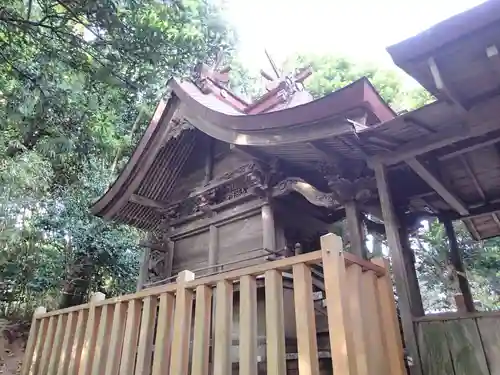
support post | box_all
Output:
[398,221,425,317]
[373,161,422,375]
[208,225,219,273]
[165,239,175,279]
[262,202,276,252]
[442,219,475,312]
[345,200,367,259]
[136,248,150,292]
[203,138,214,185]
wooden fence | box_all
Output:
[20,233,405,375]
[415,311,500,375]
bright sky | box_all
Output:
[226,0,486,72]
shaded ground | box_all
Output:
[0,319,27,375]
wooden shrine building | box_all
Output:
[90,2,500,374]
[20,2,500,375]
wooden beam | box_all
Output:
[442,219,475,312]
[440,199,500,221]
[465,218,481,240]
[368,119,500,167]
[406,158,469,216]
[428,57,466,113]
[460,155,486,202]
[138,239,168,252]
[492,213,500,231]
[373,161,422,375]
[438,134,500,161]
[129,194,169,210]
[232,145,328,189]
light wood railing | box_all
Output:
[20,233,405,375]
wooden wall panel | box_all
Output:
[217,214,264,267]
[417,321,455,375]
[444,319,489,375]
[416,317,500,375]
[478,316,500,375]
[172,231,209,274]
[172,213,265,276]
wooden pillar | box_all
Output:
[136,248,150,292]
[373,161,422,375]
[442,219,475,312]
[208,225,219,273]
[345,200,367,259]
[262,202,276,252]
[165,239,175,279]
[399,221,425,317]
[203,138,214,185]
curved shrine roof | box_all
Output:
[91,74,396,229]
[93,1,500,240]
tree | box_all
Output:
[0,0,236,312]
[284,53,435,112]
[414,219,500,312]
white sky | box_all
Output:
[226,0,486,72]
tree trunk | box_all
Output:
[59,255,93,308]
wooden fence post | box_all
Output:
[169,270,195,375]
[239,275,258,375]
[265,270,286,375]
[320,233,356,375]
[79,292,105,375]
[20,306,46,375]
[213,280,233,375]
[151,293,175,375]
[372,258,406,375]
[191,285,212,375]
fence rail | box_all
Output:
[21,233,405,375]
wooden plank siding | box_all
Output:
[172,212,265,277]
[20,233,404,375]
[415,315,500,375]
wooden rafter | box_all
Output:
[340,136,370,158]
[404,117,437,134]
[466,218,481,240]
[438,134,500,161]
[492,213,500,231]
[460,155,486,202]
[441,199,500,221]
[346,118,401,148]
[130,194,169,210]
[406,158,469,216]
[369,120,499,166]
[428,57,467,112]
[306,141,343,167]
